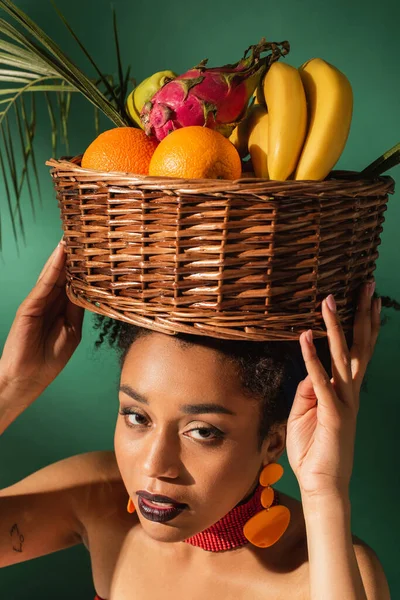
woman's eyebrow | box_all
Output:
[120,384,148,404]
[180,403,236,416]
[119,384,236,415]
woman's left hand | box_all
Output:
[286,282,381,500]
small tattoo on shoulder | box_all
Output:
[10,523,24,553]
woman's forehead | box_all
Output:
[120,333,252,409]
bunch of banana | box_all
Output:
[230,58,353,181]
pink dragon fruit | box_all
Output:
[140,38,290,141]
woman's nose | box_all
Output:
[142,429,181,479]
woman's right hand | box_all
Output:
[0,240,85,403]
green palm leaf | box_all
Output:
[361,142,400,178]
[0,0,137,254]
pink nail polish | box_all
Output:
[326,294,337,313]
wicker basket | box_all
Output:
[46,155,395,341]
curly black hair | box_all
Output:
[92,293,399,448]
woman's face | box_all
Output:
[114,332,285,543]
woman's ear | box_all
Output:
[261,422,287,466]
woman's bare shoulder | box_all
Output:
[65,450,127,518]
[0,450,126,568]
[70,449,122,483]
[0,449,122,497]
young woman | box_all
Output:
[0,240,391,600]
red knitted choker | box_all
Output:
[183,484,279,552]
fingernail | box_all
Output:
[305,329,313,345]
[368,281,376,297]
[377,297,382,313]
[325,294,337,313]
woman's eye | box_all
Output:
[119,409,148,428]
[187,427,224,442]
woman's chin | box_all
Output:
[141,521,195,544]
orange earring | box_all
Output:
[127,497,136,514]
[243,463,290,548]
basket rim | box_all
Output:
[46,155,396,197]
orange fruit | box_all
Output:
[148,126,242,180]
[81,127,159,174]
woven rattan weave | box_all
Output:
[46,155,395,341]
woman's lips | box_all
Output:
[137,496,187,523]
[136,490,187,506]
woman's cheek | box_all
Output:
[114,419,135,474]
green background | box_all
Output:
[1,0,399,597]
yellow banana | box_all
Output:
[126,70,177,129]
[229,114,252,157]
[247,105,269,178]
[294,58,353,180]
[252,76,267,107]
[229,102,263,158]
[263,61,307,180]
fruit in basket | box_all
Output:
[253,77,267,107]
[148,126,242,180]
[81,127,159,174]
[229,102,260,158]
[140,38,290,141]
[229,117,251,158]
[294,58,353,180]
[126,70,178,129]
[263,62,307,180]
[247,105,269,178]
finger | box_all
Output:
[352,295,381,400]
[65,299,85,341]
[40,255,68,308]
[45,290,69,327]
[370,296,381,355]
[36,239,65,283]
[30,244,68,315]
[299,330,340,414]
[321,294,353,406]
[350,282,374,386]
[23,244,66,310]
[54,254,67,289]
[289,374,318,419]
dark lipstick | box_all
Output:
[136,490,188,523]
